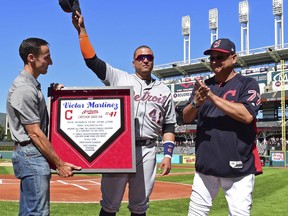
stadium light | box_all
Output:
[182,16,190,36]
[182,15,191,64]
[273,0,283,15]
[209,8,218,30]
[239,0,250,54]
[272,0,284,48]
[209,8,218,45]
[239,1,249,23]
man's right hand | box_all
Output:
[56,162,82,178]
[194,78,210,106]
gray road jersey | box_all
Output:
[104,63,176,139]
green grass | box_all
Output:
[0,159,13,174]
[156,173,193,184]
[0,166,14,175]
[0,165,288,215]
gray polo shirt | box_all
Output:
[6,70,48,143]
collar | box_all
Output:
[20,70,41,90]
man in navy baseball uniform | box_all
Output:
[183,38,262,216]
[71,11,176,216]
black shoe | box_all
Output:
[131,213,146,216]
[99,208,116,216]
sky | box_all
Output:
[1,0,287,113]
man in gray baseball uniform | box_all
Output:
[72,11,176,216]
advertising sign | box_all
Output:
[182,155,195,164]
[246,73,268,85]
[173,82,194,102]
[271,70,288,91]
[271,152,284,161]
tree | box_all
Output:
[0,125,4,141]
[6,129,12,142]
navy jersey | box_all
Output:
[191,73,261,177]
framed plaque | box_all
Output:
[47,86,135,173]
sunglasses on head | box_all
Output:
[209,55,229,61]
[135,54,154,62]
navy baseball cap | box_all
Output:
[204,38,236,55]
[59,0,81,14]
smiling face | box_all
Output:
[32,45,53,75]
[209,51,237,76]
[26,45,53,78]
[20,38,53,78]
[132,47,154,80]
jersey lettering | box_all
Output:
[222,89,261,106]
[223,90,236,102]
[148,109,162,125]
[134,91,167,104]
[247,90,261,105]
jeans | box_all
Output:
[12,144,51,216]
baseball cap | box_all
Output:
[59,0,81,14]
[203,38,236,55]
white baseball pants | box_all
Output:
[188,172,255,216]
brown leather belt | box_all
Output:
[14,141,32,147]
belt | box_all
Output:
[136,139,156,146]
[14,140,32,147]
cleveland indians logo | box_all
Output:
[213,40,221,48]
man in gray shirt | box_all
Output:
[6,37,81,216]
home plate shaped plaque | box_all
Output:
[48,86,135,173]
[58,98,124,162]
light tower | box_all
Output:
[209,8,218,45]
[273,0,284,49]
[239,0,250,55]
[182,15,191,64]
[273,0,286,166]
[280,59,286,167]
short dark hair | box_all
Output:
[133,45,153,58]
[19,38,49,64]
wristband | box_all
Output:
[191,101,200,109]
[163,141,175,158]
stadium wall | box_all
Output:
[164,68,288,103]
[156,154,195,165]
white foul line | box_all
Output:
[88,180,101,185]
[57,180,68,185]
[56,180,88,190]
[72,184,88,190]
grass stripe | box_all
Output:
[0,164,287,215]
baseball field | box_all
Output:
[0,160,288,216]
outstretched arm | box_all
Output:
[72,11,106,80]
